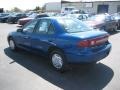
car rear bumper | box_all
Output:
[65,43,111,63]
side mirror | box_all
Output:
[17,28,23,32]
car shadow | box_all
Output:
[4,48,114,90]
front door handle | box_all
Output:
[23,36,30,39]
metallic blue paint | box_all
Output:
[8,17,111,63]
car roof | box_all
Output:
[38,16,73,20]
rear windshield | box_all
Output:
[57,18,92,33]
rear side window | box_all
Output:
[57,18,92,33]
[35,19,55,34]
[35,19,50,34]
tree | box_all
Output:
[34,6,41,11]
[11,7,22,12]
[41,5,46,13]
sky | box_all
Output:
[0,0,60,10]
[0,0,116,10]
[0,0,79,10]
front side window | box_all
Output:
[78,15,83,20]
[23,20,38,33]
[82,15,87,20]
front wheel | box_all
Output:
[113,25,118,32]
[49,50,69,72]
[9,39,17,51]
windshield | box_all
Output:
[57,18,92,33]
[36,14,48,18]
[113,14,120,19]
[88,15,106,21]
[28,13,37,18]
[16,14,22,17]
[0,13,9,17]
[9,13,17,17]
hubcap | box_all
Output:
[52,54,63,69]
[9,40,15,50]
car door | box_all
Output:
[31,19,56,54]
[16,20,38,50]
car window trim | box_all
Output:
[47,23,55,34]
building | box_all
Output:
[62,0,120,14]
[43,0,120,14]
[43,2,61,13]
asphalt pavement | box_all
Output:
[0,23,120,90]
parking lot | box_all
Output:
[0,23,120,90]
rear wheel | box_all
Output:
[49,50,69,72]
[100,26,106,31]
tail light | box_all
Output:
[78,34,109,47]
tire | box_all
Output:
[118,23,120,30]
[117,25,120,30]
[113,25,118,32]
[8,38,17,51]
[49,49,69,72]
[100,26,106,31]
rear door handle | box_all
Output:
[48,40,52,42]
[40,39,53,42]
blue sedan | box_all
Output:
[7,17,111,71]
